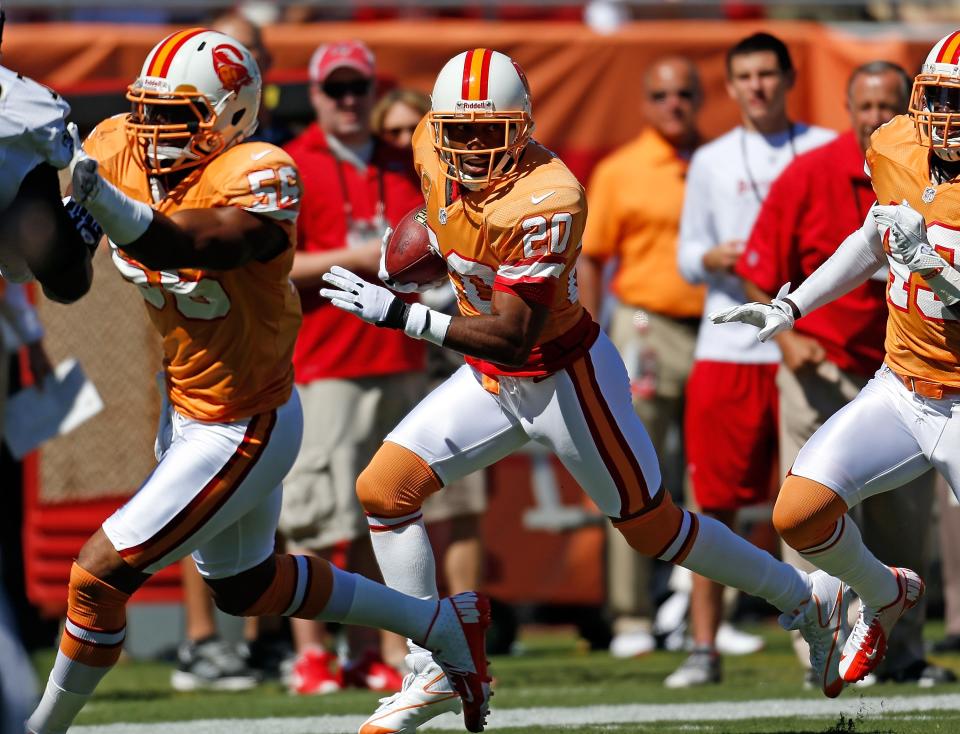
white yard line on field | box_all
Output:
[72,693,960,734]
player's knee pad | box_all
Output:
[60,562,129,668]
[773,475,848,552]
[357,441,442,518]
[613,490,689,560]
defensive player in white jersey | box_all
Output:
[25,29,489,734]
[712,30,960,686]
[320,48,854,732]
[0,2,98,303]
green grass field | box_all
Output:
[31,622,960,734]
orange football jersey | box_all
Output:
[84,115,302,421]
[868,114,960,386]
[412,119,596,377]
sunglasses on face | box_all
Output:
[382,124,418,139]
[321,79,373,99]
[649,89,697,103]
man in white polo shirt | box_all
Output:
[672,32,834,687]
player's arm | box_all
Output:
[8,163,94,304]
[712,208,885,341]
[66,125,286,270]
[119,207,288,271]
[319,266,548,366]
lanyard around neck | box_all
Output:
[332,146,386,232]
[740,122,796,205]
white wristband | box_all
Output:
[403,302,451,346]
[85,178,154,245]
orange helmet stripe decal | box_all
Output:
[461,48,492,100]
[937,30,960,65]
[146,27,205,78]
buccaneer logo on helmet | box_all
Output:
[428,48,534,187]
[125,28,261,176]
[910,30,960,161]
[212,43,253,93]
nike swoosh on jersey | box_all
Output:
[531,191,556,205]
[250,149,271,161]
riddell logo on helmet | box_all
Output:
[212,43,253,93]
[456,100,494,111]
[140,76,170,92]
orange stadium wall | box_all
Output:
[7,19,940,613]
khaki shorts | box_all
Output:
[280,372,424,552]
[422,466,487,523]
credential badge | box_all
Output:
[438,208,448,225]
[922,186,936,204]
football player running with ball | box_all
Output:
[712,31,960,687]
[321,48,853,733]
[26,30,490,734]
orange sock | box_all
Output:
[242,554,334,619]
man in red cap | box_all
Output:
[279,40,427,696]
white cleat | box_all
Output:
[423,591,492,733]
[780,570,851,698]
[358,653,461,734]
[839,567,924,684]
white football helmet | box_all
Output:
[428,48,533,186]
[910,30,960,161]
[126,28,261,175]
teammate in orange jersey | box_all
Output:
[320,48,853,732]
[712,31,960,688]
[25,30,490,734]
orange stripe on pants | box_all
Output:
[567,356,651,518]
[120,410,276,570]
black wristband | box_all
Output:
[379,298,410,330]
[782,297,802,321]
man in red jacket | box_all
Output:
[737,60,953,687]
[280,40,426,695]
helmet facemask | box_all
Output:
[125,84,229,175]
[429,109,532,187]
[910,74,960,161]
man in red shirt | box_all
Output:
[280,40,426,694]
[738,61,952,686]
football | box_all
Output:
[382,206,447,289]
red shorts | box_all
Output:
[685,360,779,512]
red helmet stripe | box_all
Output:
[461,49,475,99]
[937,30,960,65]
[147,27,205,78]
[478,48,492,99]
[462,48,492,100]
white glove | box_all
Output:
[66,122,103,206]
[709,283,796,342]
[872,200,945,275]
[320,265,408,327]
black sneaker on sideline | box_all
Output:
[878,659,958,687]
[171,636,261,692]
[932,634,960,654]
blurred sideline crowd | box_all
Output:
[3,2,960,703]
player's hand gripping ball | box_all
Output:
[379,207,448,293]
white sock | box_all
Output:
[321,566,437,643]
[800,514,898,608]
[368,513,438,655]
[27,639,119,733]
[679,512,812,612]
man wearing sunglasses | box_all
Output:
[279,40,426,696]
[578,56,705,664]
